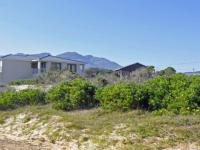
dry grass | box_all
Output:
[1,106,200,149]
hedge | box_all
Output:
[46,78,97,110]
[0,89,46,110]
[8,79,39,85]
[95,82,138,111]
[95,74,200,113]
[2,74,200,114]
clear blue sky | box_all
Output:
[0,0,200,72]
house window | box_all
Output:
[31,62,38,69]
[67,64,77,72]
[31,62,38,74]
[41,62,47,73]
[79,65,84,71]
[0,61,2,72]
[51,63,61,71]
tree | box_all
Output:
[146,66,155,78]
[159,67,176,76]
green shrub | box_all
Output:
[95,82,138,111]
[144,76,170,110]
[0,90,17,110]
[8,79,39,85]
[0,89,46,110]
[186,77,200,110]
[165,74,190,113]
[96,76,109,87]
[46,78,97,110]
[16,89,46,106]
[135,84,149,109]
[143,74,200,113]
[3,73,200,114]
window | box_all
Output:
[31,62,38,74]
[0,61,2,72]
[51,63,61,71]
[79,65,84,71]
[67,64,77,72]
[31,62,38,69]
[41,62,47,73]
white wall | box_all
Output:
[0,60,33,83]
[0,60,85,84]
[76,64,84,75]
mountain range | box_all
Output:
[58,52,121,70]
[12,52,122,70]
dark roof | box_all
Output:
[116,63,146,72]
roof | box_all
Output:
[115,63,146,72]
[0,54,85,64]
[41,56,85,64]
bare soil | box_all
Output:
[0,138,49,150]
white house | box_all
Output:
[0,54,85,83]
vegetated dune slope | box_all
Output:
[1,106,200,150]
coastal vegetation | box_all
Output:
[1,69,200,149]
[3,69,200,114]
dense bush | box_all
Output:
[95,82,139,111]
[3,73,200,114]
[0,89,46,110]
[142,74,200,113]
[95,74,200,113]
[0,90,17,110]
[16,89,46,106]
[135,84,149,109]
[143,76,170,111]
[186,77,200,109]
[46,78,97,110]
[8,79,39,85]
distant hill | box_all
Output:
[15,53,51,58]
[9,52,121,70]
[184,71,200,75]
[58,52,122,70]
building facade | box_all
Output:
[0,54,85,83]
[115,63,146,79]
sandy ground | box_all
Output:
[0,112,199,150]
[0,133,62,150]
[0,132,51,150]
[0,138,47,150]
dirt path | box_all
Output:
[0,138,49,150]
[0,135,51,150]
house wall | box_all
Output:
[0,59,85,84]
[0,60,33,83]
[0,72,2,84]
[116,70,131,79]
[0,60,2,84]
[45,62,51,70]
[76,64,84,75]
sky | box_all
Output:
[0,0,200,72]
